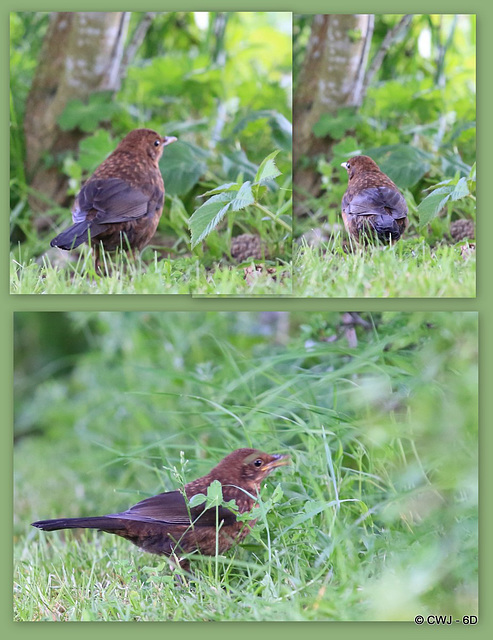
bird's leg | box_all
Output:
[92,244,102,276]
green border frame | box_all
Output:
[5,2,485,636]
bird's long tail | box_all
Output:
[50,221,105,250]
[32,516,122,531]
[372,214,401,242]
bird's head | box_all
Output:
[118,129,177,164]
[341,155,381,180]
[210,448,290,494]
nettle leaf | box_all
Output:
[417,186,454,226]
[200,182,240,198]
[255,151,281,184]
[450,177,470,201]
[58,92,118,132]
[163,141,209,197]
[189,192,234,248]
[231,181,254,211]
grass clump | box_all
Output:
[294,236,476,297]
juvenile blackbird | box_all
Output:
[341,155,408,244]
[32,448,289,571]
[50,128,177,272]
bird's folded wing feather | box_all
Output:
[344,186,408,219]
[73,178,164,224]
[111,490,238,527]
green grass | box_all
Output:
[294,236,476,298]
[10,247,292,295]
[14,312,478,621]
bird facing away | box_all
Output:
[341,155,408,244]
[32,449,289,572]
[50,128,177,272]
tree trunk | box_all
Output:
[294,14,374,203]
[24,12,130,215]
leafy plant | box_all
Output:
[189,151,291,248]
[417,163,476,226]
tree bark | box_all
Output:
[24,12,130,214]
[294,14,374,202]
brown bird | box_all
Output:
[32,448,289,572]
[341,155,408,244]
[50,128,177,272]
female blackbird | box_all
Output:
[50,128,177,272]
[32,448,289,570]
[341,155,408,244]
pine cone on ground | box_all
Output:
[230,234,266,262]
[450,219,475,242]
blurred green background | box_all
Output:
[14,311,477,621]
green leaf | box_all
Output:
[221,150,258,182]
[232,110,292,151]
[162,141,209,196]
[231,181,254,211]
[367,145,433,188]
[332,137,361,163]
[255,151,281,184]
[77,130,115,172]
[189,493,206,507]
[58,92,118,132]
[450,177,470,201]
[417,186,454,226]
[312,108,359,140]
[205,480,224,507]
[189,192,233,248]
[200,182,240,198]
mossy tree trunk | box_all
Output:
[24,12,130,216]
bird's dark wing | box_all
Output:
[345,186,408,220]
[115,490,238,527]
[73,178,164,224]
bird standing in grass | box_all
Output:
[341,155,408,244]
[32,448,289,573]
[50,128,177,273]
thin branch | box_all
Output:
[118,12,158,86]
[362,14,414,97]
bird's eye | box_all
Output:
[254,459,263,467]
[154,140,161,147]
[347,163,351,169]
